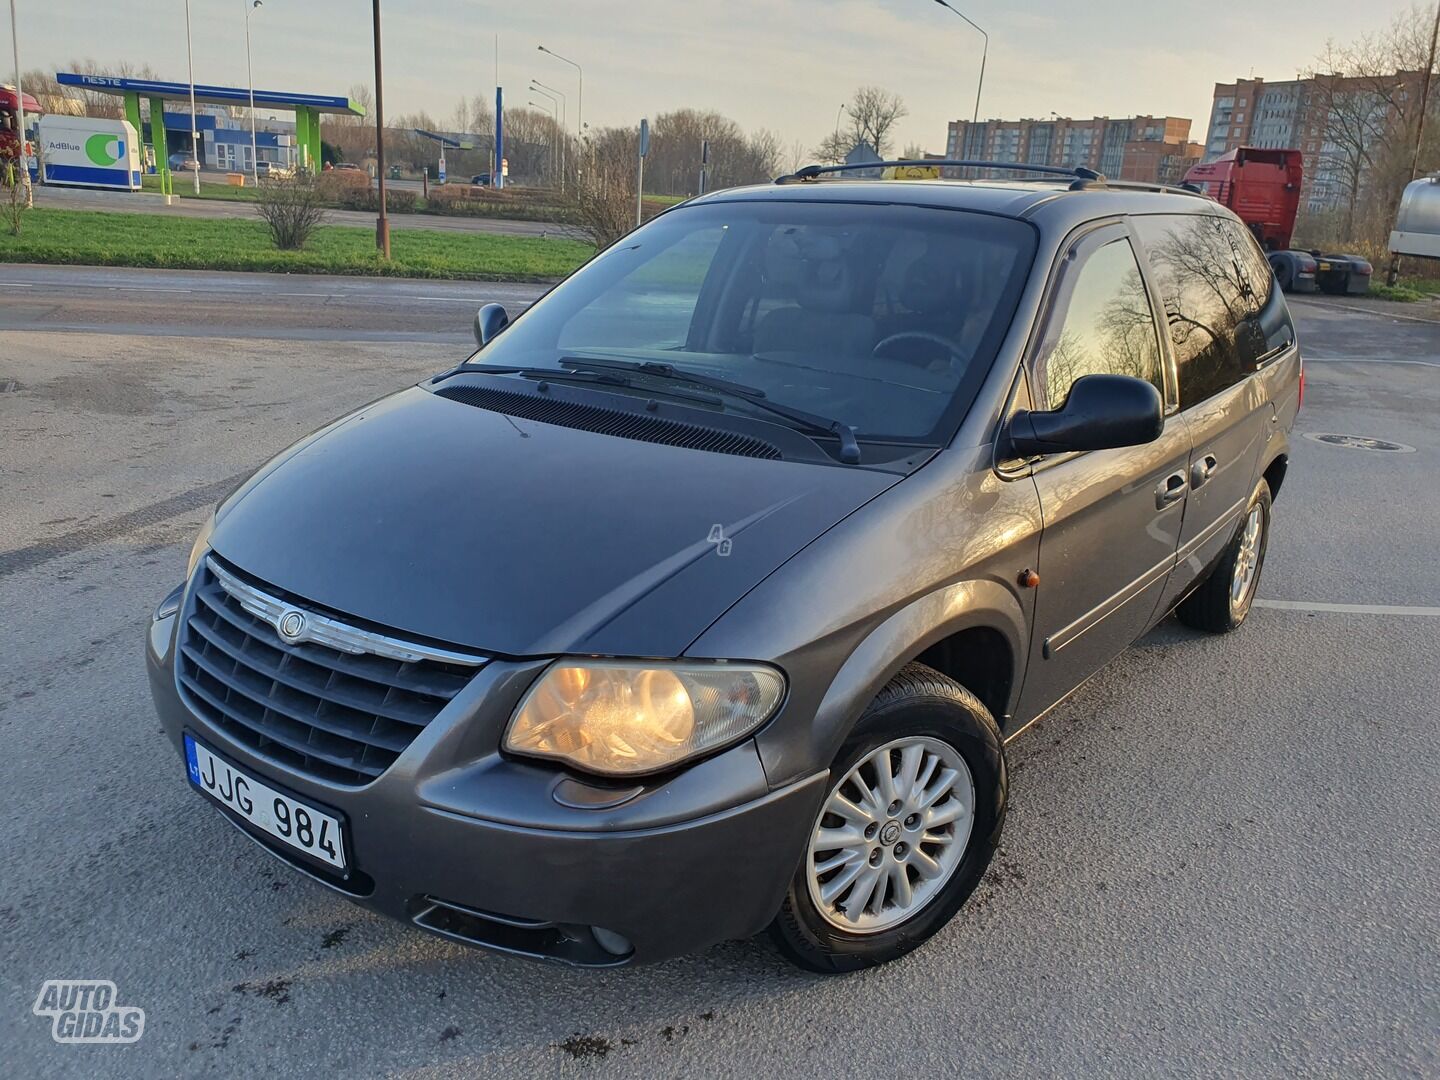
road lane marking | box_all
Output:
[0,282,34,287]
[1254,599,1440,617]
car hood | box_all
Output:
[209,385,902,657]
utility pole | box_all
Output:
[243,0,260,186]
[371,0,389,256]
[184,0,201,194]
[1390,2,1439,285]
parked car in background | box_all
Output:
[147,159,1300,973]
[469,172,491,187]
[167,153,200,173]
[334,162,363,172]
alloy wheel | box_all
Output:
[1230,504,1264,613]
[805,736,975,934]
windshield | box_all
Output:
[470,200,1036,443]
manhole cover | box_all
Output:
[1303,432,1416,453]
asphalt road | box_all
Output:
[33,182,565,239]
[0,274,1436,1078]
[0,263,543,343]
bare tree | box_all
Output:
[560,125,638,248]
[812,131,849,164]
[811,86,909,163]
[844,86,908,158]
[785,138,811,173]
[1304,6,1440,245]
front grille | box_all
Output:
[177,559,483,786]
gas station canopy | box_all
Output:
[56,72,365,193]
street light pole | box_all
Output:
[184,0,201,194]
[371,0,389,257]
[8,0,31,207]
[537,45,582,143]
[243,0,260,185]
[531,79,565,188]
[932,0,987,126]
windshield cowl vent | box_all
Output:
[432,383,784,460]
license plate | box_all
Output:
[1317,261,1331,271]
[184,735,347,870]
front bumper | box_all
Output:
[146,608,825,966]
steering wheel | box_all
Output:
[872,330,969,373]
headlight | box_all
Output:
[505,660,785,777]
[186,513,215,579]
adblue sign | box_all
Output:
[38,116,142,191]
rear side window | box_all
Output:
[1035,235,1163,410]
[1132,213,1267,409]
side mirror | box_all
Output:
[473,302,510,347]
[1007,374,1163,457]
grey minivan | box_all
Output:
[146,161,1300,972]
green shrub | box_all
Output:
[337,187,418,213]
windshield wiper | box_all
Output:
[562,356,769,400]
[445,363,722,406]
[561,356,862,464]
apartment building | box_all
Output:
[1206,72,1429,211]
[943,115,1197,184]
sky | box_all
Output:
[9,0,1419,154]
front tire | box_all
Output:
[769,663,1006,973]
[1177,478,1272,633]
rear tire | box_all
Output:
[768,662,1006,973]
[1177,478,1271,633]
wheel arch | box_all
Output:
[768,579,1028,787]
[1262,452,1288,502]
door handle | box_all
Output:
[1190,454,1218,489]
[1155,470,1188,509]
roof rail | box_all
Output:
[774,159,1105,185]
[1089,177,1209,198]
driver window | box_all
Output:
[1036,236,1163,410]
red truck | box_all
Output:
[1183,147,1372,295]
[0,84,40,155]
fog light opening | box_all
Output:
[591,926,633,957]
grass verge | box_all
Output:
[0,207,593,281]
[141,174,259,201]
[1367,283,1425,302]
